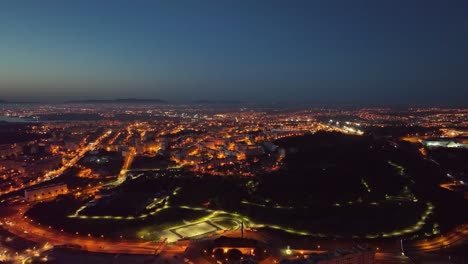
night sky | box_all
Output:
[1,0,468,105]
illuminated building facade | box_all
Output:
[24,183,68,202]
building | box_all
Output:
[0,144,22,158]
[24,183,68,202]
[24,155,63,177]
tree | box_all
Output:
[227,249,243,262]
[213,248,224,260]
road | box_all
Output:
[119,146,136,177]
[0,130,112,197]
[2,129,466,261]
[408,224,468,252]
[2,204,167,255]
[3,201,467,262]
[0,129,176,258]
[375,252,415,264]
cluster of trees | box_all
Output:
[255,132,409,206]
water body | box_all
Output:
[0,116,35,123]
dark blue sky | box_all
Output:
[1,0,468,105]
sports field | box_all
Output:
[173,221,219,238]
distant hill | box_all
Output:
[65,98,166,104]
[0,99,40,104]
[192,100,244,104]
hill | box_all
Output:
[65,98,166,104]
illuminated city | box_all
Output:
[1,1,468,264]
[0,104,467,263]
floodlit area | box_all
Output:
[172,221,219,238]
[159,230,183,243]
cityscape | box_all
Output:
[1,1,468,264]
[0,104,467,263]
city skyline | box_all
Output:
[1,0,468,105]
[0,104,467,263]
[1,2,468,263]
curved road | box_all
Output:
[408,224,468,252]
[2,204,167,255]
